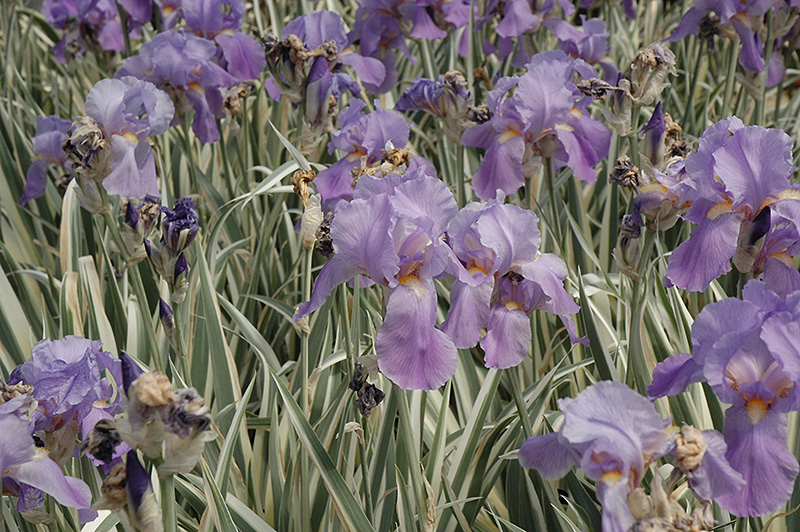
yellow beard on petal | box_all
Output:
[746,398,767,425]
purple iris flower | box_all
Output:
[395,71,474,143]
[43,0,150,62]
[58,77,173,211]
[264,10,385,129]
[649,280,800,516]
[20,115,72,204]
[181,0,266,81]
[314,100,433,207]
[441,198,585,367]
[667,0,775,74]
[462,51,611,199]
[664,120,800,292]
[351,0,457,93]
[116,30,236,143]
[295,168,460,390]
[8,336,123,440]
[519,381,743,532]
[0,393,93,512]
[543,16,619,80]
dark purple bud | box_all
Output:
[159,298,176,340]
[161,197,199,255]
[125,450,150,511]
[125,201,140,230]
[120,351,144,394]
[173,253,188,285]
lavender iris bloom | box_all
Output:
[8,336,123,438]
[20,115,72,204]
[264,10,385,129]
[351,0,458,93]
[441,198,586,367]
[520,382,744,531]
[61,77,174,211]
[0,393,93,512]
[462,51,611,199]
[649,281,800,516]
[664,120,800,292]
[314,101,433,207]
[181,0,266,81]
[667,0,775,74]
[43,0,150,62]
[296,168,460,390]
[543,16,619,80]
[117,30,236,143]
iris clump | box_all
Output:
[520,381,744,532]
[649,280,800,516]
[663,119,800,293]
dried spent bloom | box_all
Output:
[628,43,676,105]
[609,156,640,188]
[349,364,385,417]
[94,451,164,532]
[116,352,214,475]
[649,281,800,516]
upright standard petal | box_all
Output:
[376,279,457,390]
[713,127,793,213]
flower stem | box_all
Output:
[509,368,533,439]
[102,211,163,372]
[756,9,775,126]
[721,38,739,119]
[160,474,176,532]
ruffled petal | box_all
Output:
[760,312,800,382]
[518,432,580,479]
[647,353,703,398]
[11,450,92,509]
[716,407,798,516]
[475,203,541,273]
[376,279,457,390]
[664,212,741,291]
[216,32,267,81]
[471,133,526,200]
[480,302,531,368]
[441,281,492,348]
[686,429,745,502]
[713,127,792,213]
